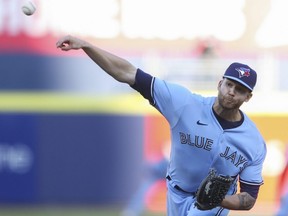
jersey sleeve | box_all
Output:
[240,182,260,199]
[152,78,191,125]
[239,139,267,186]
[130,68,193,127]
[130,68,155,105]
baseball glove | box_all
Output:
[195,168,234,210]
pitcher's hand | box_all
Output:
[56,35,87,51]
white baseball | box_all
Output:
[22,1,36,16]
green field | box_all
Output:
[0,206,165,216]
[0,204,276,216]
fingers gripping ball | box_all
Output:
[22,1,36,16]
[195,168,234,210]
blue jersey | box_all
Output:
[153,77,266,193]
[132,69,266,214]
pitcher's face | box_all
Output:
[217,78,252,110]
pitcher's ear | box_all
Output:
[218,80,223,89]
[245,93,253,102]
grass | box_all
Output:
[0,206,165,216]
[0,202,276,216]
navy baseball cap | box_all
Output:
[223,62,257,91]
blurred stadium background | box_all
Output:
[1,0,288,215]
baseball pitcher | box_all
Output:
[56,35,267,216]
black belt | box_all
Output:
[166,175,196,196]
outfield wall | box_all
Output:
[0,109,144,205]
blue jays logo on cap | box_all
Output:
[223,62,257,91]
[235,67,250,78]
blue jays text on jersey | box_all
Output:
[179,132,249,172]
